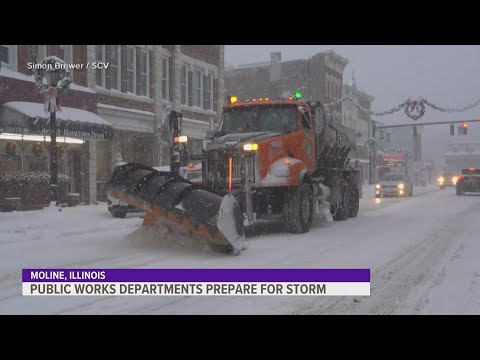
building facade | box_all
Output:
[443,122,480,172]
[225,50,348,124]
[342,78,375,184]
[0,45,224,206]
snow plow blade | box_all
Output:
[106,163,245,254]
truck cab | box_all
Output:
[201,95,360,232]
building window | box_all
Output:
[33,45,47,62]
[95,45,102,85]
[58,45,73,63]
[1,45,17,70]
[58,45,73,81]
[161,58,169,100]
[126,46,136,93]
[31,46,39,62]
[138,49,149,97]
[204,72,213,110]
[180,65,188,105]
[192,69,202,107]
[95,45,104,87]
[106,45,120,90]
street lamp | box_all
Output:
[365,138,377,185]
[34,57,71,205]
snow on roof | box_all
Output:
[183,117,210,126]
[43,56,65,63]
[0,68,96,94]
[3,102,111,126]
[0,67,36,82]
[97,103,155,116]
[233,61,270,69]
[68,84,96,94]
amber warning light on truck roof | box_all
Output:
[228,96,238,104]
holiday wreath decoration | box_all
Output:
[34,56,71,93]
[33,142,45,156]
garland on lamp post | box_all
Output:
[34,56,71,93]
[34,56,71,206]
[325,93,480,121]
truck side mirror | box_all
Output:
[206,130,217,138]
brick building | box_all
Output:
[0,45,224,205]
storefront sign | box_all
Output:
[2,125,111,140]
[383,155,406,167]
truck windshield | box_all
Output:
[381,174,405,181]
[461,168,480,175]
[221,105,298,134]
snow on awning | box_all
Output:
[0,101,113,140]
[182,118,211,139]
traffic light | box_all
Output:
[462,122,468,135]
[387,132,391,142]
[380,130,384,140]
[413,126,417,137]
[450,124,455,135]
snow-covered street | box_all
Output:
[1,185,479,314]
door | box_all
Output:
[67,150,82,198]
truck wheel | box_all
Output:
[283,183,314,233]
[113,211,127,218]
[333,186,350,221]
[349,187,359,218]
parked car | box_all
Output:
[375,173,413,198]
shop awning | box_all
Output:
[182,118,211,139]
[0,101,113,140]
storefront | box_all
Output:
[0,101,113,206]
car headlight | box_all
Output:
[438,176,444,183]
[452,176,458,183]
[398,183,405,189]
[375,184,381,189]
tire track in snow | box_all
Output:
[296,198,479,315]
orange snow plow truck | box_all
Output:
[106,95,362,255]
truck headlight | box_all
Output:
[398,183,405,189]
[243,143,258,151]
[452,176,458,184]
[375,184,381,189]
[174,135,188,143]
[438,176,444,183]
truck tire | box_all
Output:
[349,187,359,218]
[333,186,350,221]
[283,183,314,233]
[456,185,464,196]
[113,211,127,218]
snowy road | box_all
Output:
[1,185,479,314]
